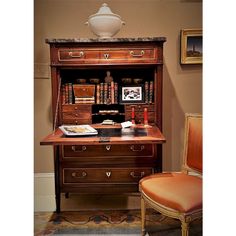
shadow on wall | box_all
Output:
[162,59,185,172]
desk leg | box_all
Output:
[156,145,163,173]
[54,145,61,213]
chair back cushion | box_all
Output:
[184,114,202,173]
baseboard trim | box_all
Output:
[34,173,56,212]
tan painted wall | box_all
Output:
[34,0,202,173]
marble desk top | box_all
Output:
[45,37,166,44]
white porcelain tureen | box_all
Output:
[85,3,125,39]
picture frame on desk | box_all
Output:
[180,29,202,64]
[119,84,144,104]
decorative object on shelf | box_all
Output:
[85,3,125,39]
[121,78,132,84]
[144,107,148,126]
[101,119,115,125]
[75,78,86,84]
[133,78,143,84]
[120,85,144,104]
[180,28,202,64]
[89,78,100,84]
[73,84,95,104]
[104,71,113,83]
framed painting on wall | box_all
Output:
[180,29,202,64]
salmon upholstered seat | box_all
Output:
[140,173,202,213]
[139,114,202,236]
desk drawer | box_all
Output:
[58,49,99,62]
[57,47,158,64]
[63,144,153,158]
[62,104,92,125]
[125,104,155,112]
[62,104,92,113]
[63,167,153,184]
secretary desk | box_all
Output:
[41,37,166,213]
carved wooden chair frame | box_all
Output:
[140,113,202,236]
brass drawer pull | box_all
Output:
[71,145,87,152]
[130,171,145,178]
[71,171,87,178]
[130,50,145,57]
[104,53,109,59]
[106,171,112,178]
[130,145,144,152]
[68,51,84,58]
[105,145,111,151]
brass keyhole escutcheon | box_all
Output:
[104,53,109,59]
[106,171,111,178]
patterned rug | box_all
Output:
[34,209,202,235]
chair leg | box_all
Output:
[141,195,146,236]
[181,221,189,236]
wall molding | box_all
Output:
[34,63,50,79]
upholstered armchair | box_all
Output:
[139,113,202,236]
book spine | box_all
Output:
[107,83,111,104]
[65,83,69,104]
[75,97,95,100]
[111,81,115,104]
[68,83,73,104]
[145,81,149,104]
[75,97,95,104]
[114,82,118,104]
[96,84,100,104]
[149,81,153,104]
[100,83,104,104]
[104,83,108,104]
[61,84,66,104]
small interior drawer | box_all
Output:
[125,104,155,112]
[62,112,91,120]
[62,119,92,125]
[62,104,92,113]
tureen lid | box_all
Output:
[97,3,113,14]
[90,3,121,18]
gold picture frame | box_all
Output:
[180,29,202,64]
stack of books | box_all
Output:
[61,83,73,104]
[96,81,118,104]
[144,81,154,104]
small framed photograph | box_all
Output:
[119,85,144,103]
[180,29,202,64]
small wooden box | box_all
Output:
[73,84,95,98]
